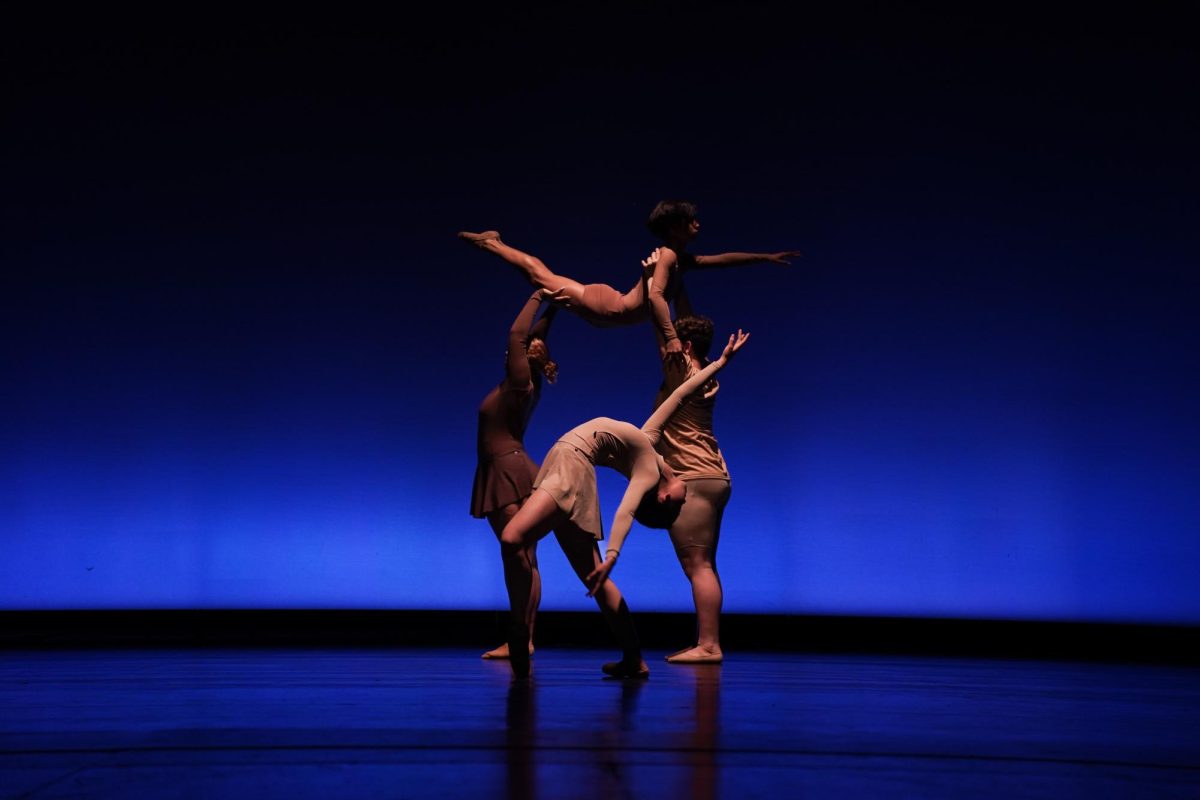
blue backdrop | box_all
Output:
[3,6,1197,621]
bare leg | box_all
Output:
[483,503,538,659]
[459,232,587,304]
[667,546,724,663]
[554,527,648,678]
[500,489,564,677]
[665,478,729,664]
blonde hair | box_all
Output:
[527,338,558,384]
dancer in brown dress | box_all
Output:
[458,200,799,353]
[498,329,752,678]
[471,290,558,659]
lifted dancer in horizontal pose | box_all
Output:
[499,330,752,679]
[458,199,798,350]
[471,290,558,660]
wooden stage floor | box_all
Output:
[1,648,1197,798]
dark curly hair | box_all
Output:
[646,199,698,239]
[673,314,715,359]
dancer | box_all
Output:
[644,200,801,361]
[458,200,799,352]
[649,313,734,664]
[499,329,752,679]
[471,290,558,659]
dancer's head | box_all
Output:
[647,200,699,243]
[633,471,687,529]
[526,337,558,383]
[673,314,715,360]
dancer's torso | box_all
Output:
[477,380,538,458]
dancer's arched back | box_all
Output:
[498,329,751,678]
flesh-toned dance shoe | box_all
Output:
[481,642,535,660]
[457,230,501,247]
[601,659,650,679]
[665,646,724,664]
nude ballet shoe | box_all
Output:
[601,659,650,679]
[481,642,535,660]
[665,646,723,664]
[457,230,501,247]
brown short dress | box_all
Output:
[470,379,541,518]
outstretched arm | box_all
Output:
[504,290,545,387]
[640,330,751,445]
[692,250,803,269]
[584,457,659,595]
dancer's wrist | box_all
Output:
[605,549,620,561]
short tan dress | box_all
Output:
[532,442,603,538]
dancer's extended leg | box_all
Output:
[500,489,563,677]
[484,503,538,660]
[555,528,649,679]
[459,232,587,305]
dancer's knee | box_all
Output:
[500,528,526,554]
[676,546,715,576]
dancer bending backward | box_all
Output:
[458,199,800,353]
[650,313,734,664]
[500,329,752,679]
[471,290,559,659]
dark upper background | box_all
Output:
[2,4,1197,619]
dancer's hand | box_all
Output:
[541,286,572,308]
[663,336,685,366]
[765,250,803,265]
[585,556,617,597]
[641,247,662,270]
[717,329,750,364]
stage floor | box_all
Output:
[1,648,1197,798]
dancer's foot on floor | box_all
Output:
[457,230,501,248]
[481,642,535,660]
[508,623,532,678]
[601,658,650,679]
[665,645,723,664]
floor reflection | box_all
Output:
[678,664,721,800]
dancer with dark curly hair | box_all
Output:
[648,313,735,664]
[471,290,559,660]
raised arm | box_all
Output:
[692,250,803,269]
[504,290,545,387]
[640,330,751,445]
[528,300,558,343]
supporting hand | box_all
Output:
[641,247,662,270]
[663,336,685,366]
[541,286,573,307]
[584,556,617,597]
